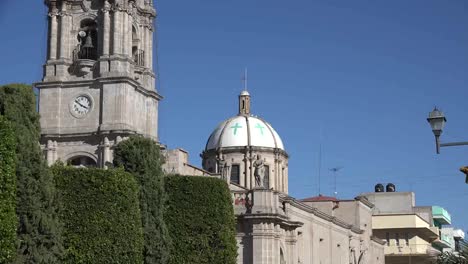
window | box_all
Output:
[395,233,400,246]
[230,164,240,184]
[264,165,269,188]
[405,233,409,246]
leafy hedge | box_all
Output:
[0,83,63,263]
[164,176,237,264]
[0,116,17,263]
[113,136,170,264]
[53,166,144,264]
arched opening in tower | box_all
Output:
[75,19,98,60]
[132,25,144,66]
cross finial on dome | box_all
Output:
[242,67,248,92]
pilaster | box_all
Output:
[48,8,58,60]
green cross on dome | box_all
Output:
[255,123,265,135]
[230,123,242,135]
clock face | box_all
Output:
[72,95,92,117]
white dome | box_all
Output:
[206,115,285,150]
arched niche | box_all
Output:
[68,156,97,167]
[65,152,98,168]
[132,24,144,66]
[74,18,99,60]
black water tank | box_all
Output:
[386,183,396,192]
[375,183,384,192]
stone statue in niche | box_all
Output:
[253,154,265,188]
[217,155,229,181]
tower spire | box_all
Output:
[239,68,251,115]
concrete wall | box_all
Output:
[162,148,211,176]
[361,192,415,214]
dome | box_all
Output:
[205,115,285,151]
[240,90,250,96]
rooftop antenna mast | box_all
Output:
[317,127,323,195]
[318,143,322,195]
[329,166,344,197]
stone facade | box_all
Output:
[232,188,385,264]
[38,0,160,167]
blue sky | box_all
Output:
[1,0,467,231]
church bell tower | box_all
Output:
[37,0,161,167]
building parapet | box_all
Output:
[432,206,452,225]
[385,244,440,257]
[372,214,439,240]
[280,194,365,234]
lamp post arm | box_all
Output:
[440,141,468,147]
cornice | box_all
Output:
[371,235,386,245]
[35,76,163,101]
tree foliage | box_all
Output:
[0,116,17,263]
[0,83,63,263]
[113,136,170,264]
[435,247,468,264]
[164,175,237,264]
[53,166,144,264]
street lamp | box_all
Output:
[427,107,468,184]
[427,107,468,154]
[427,107,446,154]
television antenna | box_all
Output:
[329,166,344,197]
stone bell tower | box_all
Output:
[36,0,161,167]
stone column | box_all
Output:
[53,141,58,163]
[241,153,246,187]
[128,11,134,58]
[148,20,153,69]
[122,11,129,56]
[48,11,58,60]
[284,166,288,193]
[102,2,111,56]
[248,153,253,190]
[143,25,150,67]
[102,137,111,168]
[273,158,278,191]
[112,10,121,55]
[58,4,69,59]
[46,140,54,165]
[286,230,298,264]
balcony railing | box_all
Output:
[73,44,97,61]
[133,49,145,67]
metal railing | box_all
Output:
[73,44,98,61]
[133,49,145,67]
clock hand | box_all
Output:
[75,100,88,109]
